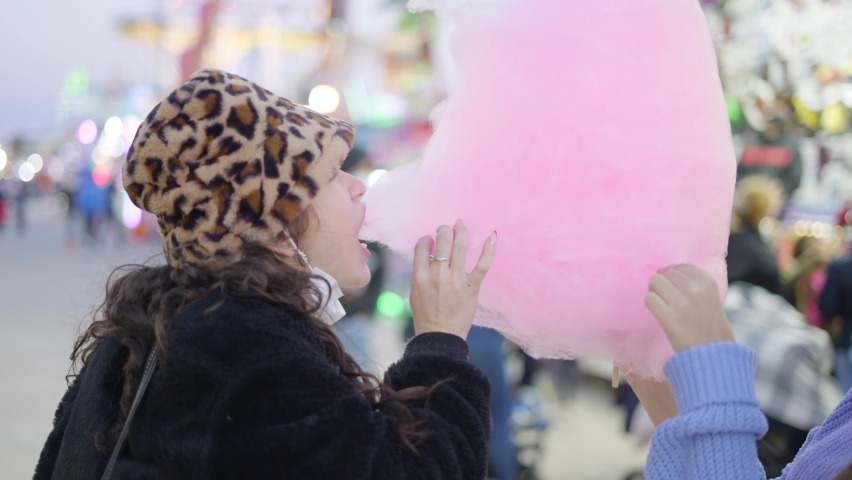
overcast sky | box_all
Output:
[0,0,151,140]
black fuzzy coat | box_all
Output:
[34,295,491,479]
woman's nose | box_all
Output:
[350,174,366,200]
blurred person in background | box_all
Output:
[782,236,834,329]
[738,115,803,199]
[59,176,81,249]
[74,169,110,245]
[35,70,497,479]
[467,326,519,480]
[0,182,7,231]
[727,175,785,294]
[14,178,29,233]
[820,250,852,392]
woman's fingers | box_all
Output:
[644,291,670,325]
[450,220,469,275]
[659,265,692,292]
[670,263,708,279]
[413,236,433,278]
[469,232,497,287]
[433,225,454,266]
[649,273,679,305]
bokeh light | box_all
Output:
[59,142,83,170]
[122,115,143,149]
[46,156,65,181]
[367,169,388,188]
[92,147,110,166]
[104,116,124,139]
[54,192,70,213]
[122,192,143,229]
[92,165,111,186]
[76,119,98,145]
[308,85,341,114]
[0,148,6,171]
[27,154,43,173]
[376,291,406,317]
[17,161,36,182]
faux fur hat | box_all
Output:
[123,69,355,268]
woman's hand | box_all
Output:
[645,264,735,352]
[625,373,678,427]
[410,220,497,340]
[627,264,734,427]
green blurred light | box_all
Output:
[64,67,90,97]
[725,93,744,125]
[376,291,406,317]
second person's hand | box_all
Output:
[645,264,735,352]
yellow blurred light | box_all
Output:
[821,103,848,135]
[308,85,340,114]
[759,217,776,236]
[811,222,828,238]
[792,95,820,130]
[842,59,852,77]
[794,221,808,237]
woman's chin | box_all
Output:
[339,267,371,289]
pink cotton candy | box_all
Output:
[361,0,736,378]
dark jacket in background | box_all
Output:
[34,295,491,479]
[738,135,803,197]
[727,222,782,295]
[820,255,852,350]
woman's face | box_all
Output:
[297,170,372,288]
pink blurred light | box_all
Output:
[92,165,111,186]
[77,119,98,145]
[122,193,143,229]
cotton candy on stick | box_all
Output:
[361,0,736,378]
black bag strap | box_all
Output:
[101,346,159,480]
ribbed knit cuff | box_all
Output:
[404,332,469,361]
[664,342,758,414]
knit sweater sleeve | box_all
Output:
[644,343,769,480]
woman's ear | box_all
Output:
[266,239,296,258]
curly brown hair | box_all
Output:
[71,211,439,455]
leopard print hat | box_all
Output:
[123,69,355,269]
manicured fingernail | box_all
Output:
[489,231,497,246]
[456,219,463,227]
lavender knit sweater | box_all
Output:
[645,343,852,480]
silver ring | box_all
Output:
[429,255,449,262]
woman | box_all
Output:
[726,175,784,295]
[631,264,852,479]
[35,69,497,479]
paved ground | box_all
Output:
[0,203,647,479]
